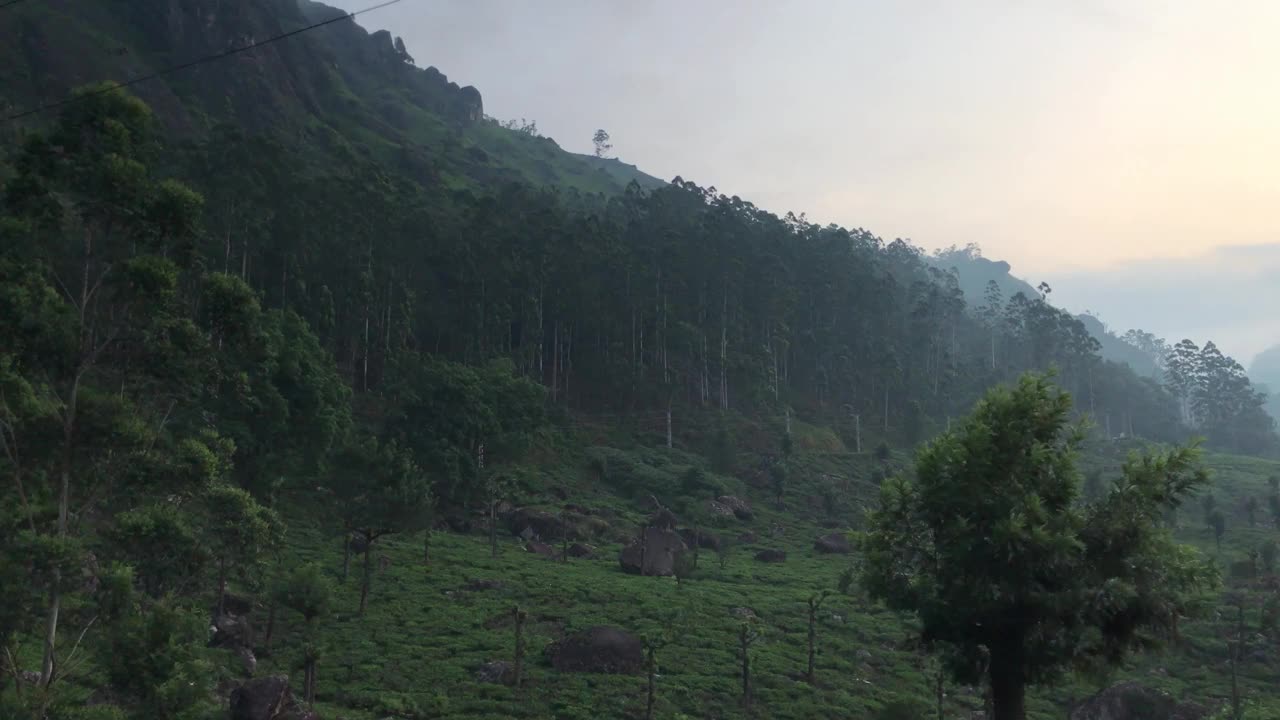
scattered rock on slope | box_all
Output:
[814,532,851,554]
[546,626,644,674]
[619,527,688,576]
[508,508,564,540]
[229,675,316,720]
[1069,682,1209,720]
[717,495,753,520]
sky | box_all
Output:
[339,0,1280,365]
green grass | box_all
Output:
[241,436,1280,720]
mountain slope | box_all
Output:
[0,0,662,197]
[929,246,1159,375]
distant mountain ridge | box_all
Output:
[1252,344,1280,423]
[927,247,1159,376]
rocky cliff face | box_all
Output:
[0,0,481,136]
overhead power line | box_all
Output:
[3,0,405,123]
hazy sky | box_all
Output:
[340,0,1280,363]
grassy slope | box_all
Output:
[246,420,1280,720]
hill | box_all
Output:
[928,246,1161,377]
[2,2,1280,719]
[1251,344,1280,424]
[0,0,662,197]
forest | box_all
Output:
[2,2,1280,719]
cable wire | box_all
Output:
[3,0,405,123]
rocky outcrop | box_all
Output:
[229,675,317,720]
[679,528,722,551]
[648,507,679,530]
[1069,682,1209,720]
[814,532,851,554]
[509,508,564,541]
[475,660,514,684]
[566,542,597,559]
[707,499,736,519]
[546,627,644,674]
[716,496,753,520]
[619,527,688,576]
[211,592,256,677]
[525,540,557,558]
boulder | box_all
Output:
[211,610,254,650]
[717,496,753,520]
[679,528,722,551]
[463,579,504,592]
[236,646,257,677]
[707,500,736,519]
[509,508,564,541]
[648,507,679,529]
[525,540,557,558]
[619,527,688,576]
[566,542,597,559]
[754,549,787,563]
[546,626,644,674]
[1069,682,1209,720]
[348,532,369,554]
[475,660,514,685]
[230,675,294,720]
[814,532,851,554]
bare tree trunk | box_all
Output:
[489,499,498,558]
[806,599,817,684]
[342,533,351,582]
[740,626,752,716]
[645,643,657,720]
[264,604,276,654]
[512,606,527,689]
[217,557,227,617]
[359,543,372,615]
[935,663,945,720]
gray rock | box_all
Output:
[525,540,557,558]
[679,527,721,551]
[546,626,644,674]
[716,495,753,520]
[463,579,504,592]
[707,500,736,519]
[814,532,851,554]
[229,675,290,720]
[508,508,564,541]
[566,542,597,558]
[619,527,688,576]
[754,549,786,563]
[475,660,514,684]
[1069,682,1209,720]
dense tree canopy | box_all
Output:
[861,373,1218,720]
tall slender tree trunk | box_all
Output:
[264,604,276,654]
[645,643,657,720]
[216,557,227,617]
[342,533,352,582]
[740,626,752,715]
[359,544,372,615]
[806,600,817,684]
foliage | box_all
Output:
[861,373,1218,717]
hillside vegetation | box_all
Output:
[2,2,1280,720]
